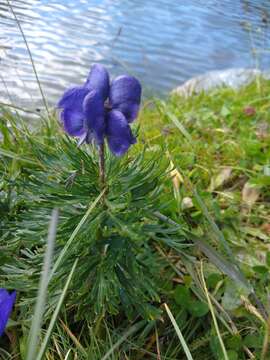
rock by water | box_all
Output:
[172,68,270,97]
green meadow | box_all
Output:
[1,79,270,359]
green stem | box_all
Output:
[99,142,105,195]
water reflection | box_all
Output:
[0,0,270,109]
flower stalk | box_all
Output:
[98,142,105,193]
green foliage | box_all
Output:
[0,120,186,323]
[174,285,191,306]
[1,79,270,358]
[174,285,209,318]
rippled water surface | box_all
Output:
[1,0,270,108]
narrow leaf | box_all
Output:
[164,303,194,360]
[166,111,192,143]
[101,320,147,360]
[36,258,78,360]
[0,148,39,165]
[26,209,58,360]
[200,262,229,360]
[190,234,251,292]
[50,190,105,280]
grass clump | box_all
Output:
[0,79,270,359]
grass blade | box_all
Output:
[200,262,229,360]
[153,210,250,289]
[193,188,234,260]
[154,211,267,321]
[190,233,251,291]
[64,349,72,360]
[36,258,78,360]
[50,189,105,280]
[166,111,192,143]
[6,0,49,117]
[59,319,88,357]
[26,209,59,360]
[164,303,194,360]
[101,320,147,360]
[0,102,40,115]
[0,148,39,165]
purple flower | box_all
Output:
[0,289,16,336]
[58,64,141,156]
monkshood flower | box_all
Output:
[0,289,16,336]
[58,64,141,156]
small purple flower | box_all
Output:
[58,64,141,156]
[0,289,16,336]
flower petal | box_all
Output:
[106,110,136,156]
[83,90,105,144]
[61,108,86,137]
[85,64,110,100]
[0,289,16,337]
[109,75,141,122]
[57,86,89,110]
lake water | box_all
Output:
[0,0,270,109]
